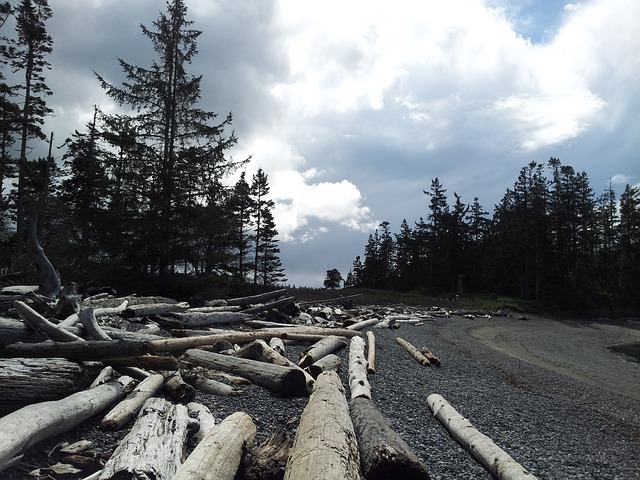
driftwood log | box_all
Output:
[350,396,431,480]
[28,213,61,299]
[99,397,192,480]
[158,311,252,328]
[284,371,360,480]
[181,348,309,397]
[161,369,196,403]
[396,337,431,366]
[243,424,295,480]
[173,411,256,480]
[225,289,289,306]
[427,394,539,480]
[0,357,94,415]
[298,335,348,368]
[348,336,371,400]
[305,353,342,379]
[421,347,441,366]
[0,376,135,472]
[366,330,377,373]
[186,402,218,444]
[182,370,240,396]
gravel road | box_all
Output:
[3,313,640,479]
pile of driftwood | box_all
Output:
[0,287,537,480]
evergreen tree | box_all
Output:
[10,0,53,257]
[323,268,343,289]
[250,168,273,285]
[230,172,253,283]
[256,207,286,286]
[618,184,640,303]
[350,255,363,287]
[96,0,245,275]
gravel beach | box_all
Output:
[3,313,640,479]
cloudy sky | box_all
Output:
[35,0,640,286]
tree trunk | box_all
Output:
[100,373,166,431]
[366,331,376,373]
[27,214,61,299]
[298,335,348,368]
[348,336,371,400]
[350,396,431,480]
[284,371,360,480]
[173,411,256,480]
[161,311,252,328]
[0,357,94,415]
[395,337,431,366]
[427,394,539,480]
[99,397,192,480]
[0,376,135,472]
[180,348,309,397]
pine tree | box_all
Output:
[257,207,286,287]
[230,172,253,283]
[250,168,273,285]
[618,184,640,303]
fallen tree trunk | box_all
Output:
[100,372,166,431]
[298,335,348,368]
[427,394,539,480]
[157,311,252,328]
[0,376,135,472]
[346,317,382,331]
[99,397,192,480]
[186,402,218,444]
[366,331,376,373]
[58,300,128,328]
[305,353,342,379]
[181,348,310,397]
[348,336,371,400]
[350,396,431,480]
[173,411,256,480]
[123,302,189,317]
[284,371,360,480]
[182,370,240,396]
[0,357,94,415]
[395,337,431,366]
[13,300,82,342]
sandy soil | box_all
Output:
[466,315,640,400]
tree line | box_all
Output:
[0,0,286,293]
[343,159,639,310]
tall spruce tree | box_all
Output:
[96,0,244,275]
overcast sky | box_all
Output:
[34,0,640,287]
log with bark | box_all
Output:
[0,375,135,472]
[348,335,371,400]
[173,411,256,480]
[0,357,95,415]
[427,393,539,480]
[98,397,193,480]
[298,335,348,368]
[350,396,431,480]
[396,337,431,366]
[180,348,310,397]
[284,371,360,480]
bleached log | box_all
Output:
[427,394,539,480]
[245,319,297,329]
[100,373,166,431]
[298,335,348,368]
[346,317,382,330]
[0,317,45,346]
[159,311,252,328]
[182,370,240,396]
[305,353,342,379]
[58,299,128,328]
[242,296,296,314]
[13,300,82,342]
[348,336,371,400]
[226,288,289,306]
[0,376,135,472]
[186,402,218,444]
[0,357,94,415]
[284,371,360,480]
[396,337,431,366]
[123,302,189,317]
[181,348,309,397]
[161,369,196,403]
[269,336,286,355]
[350,396,430,480]
[366,330,376,373]
[173,411,256,480]
[90,366,114,388]
[98,397,192,480]
[420,347,441,366]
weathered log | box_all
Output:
[348,336,371,400]
[245,319,297,329]
[100,373,166,431]
[242,296,296,314]
[346,317,382,330]
[123,301,190,317]
[269,336,286,355]
[186,402,218,444]
[396,337,431,366]
[161,369,196,403]
[108,355,179,371]
[90,366,114,388]
[305,353,342,379]
[420,347,441,366]
[181,348,309,397]
[159,311,252,328]
[366,330,377,373]
[350,396,431,480]
[234,339,314,393]
[173,411,256,480]
[182,370,240,396]
[58,299,129,328]
[427,394,539,480]
[298,335,348,368]
[284,371,360,480]
[28,213,61,299]
[226,288,289,306]
[0,357,94,415]
[14,300,82,342]
[99,397,192,480]
[0,376,135,472]
[243,425,294,480]
[0,317,46,346]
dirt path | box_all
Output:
[467,316,640,400]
